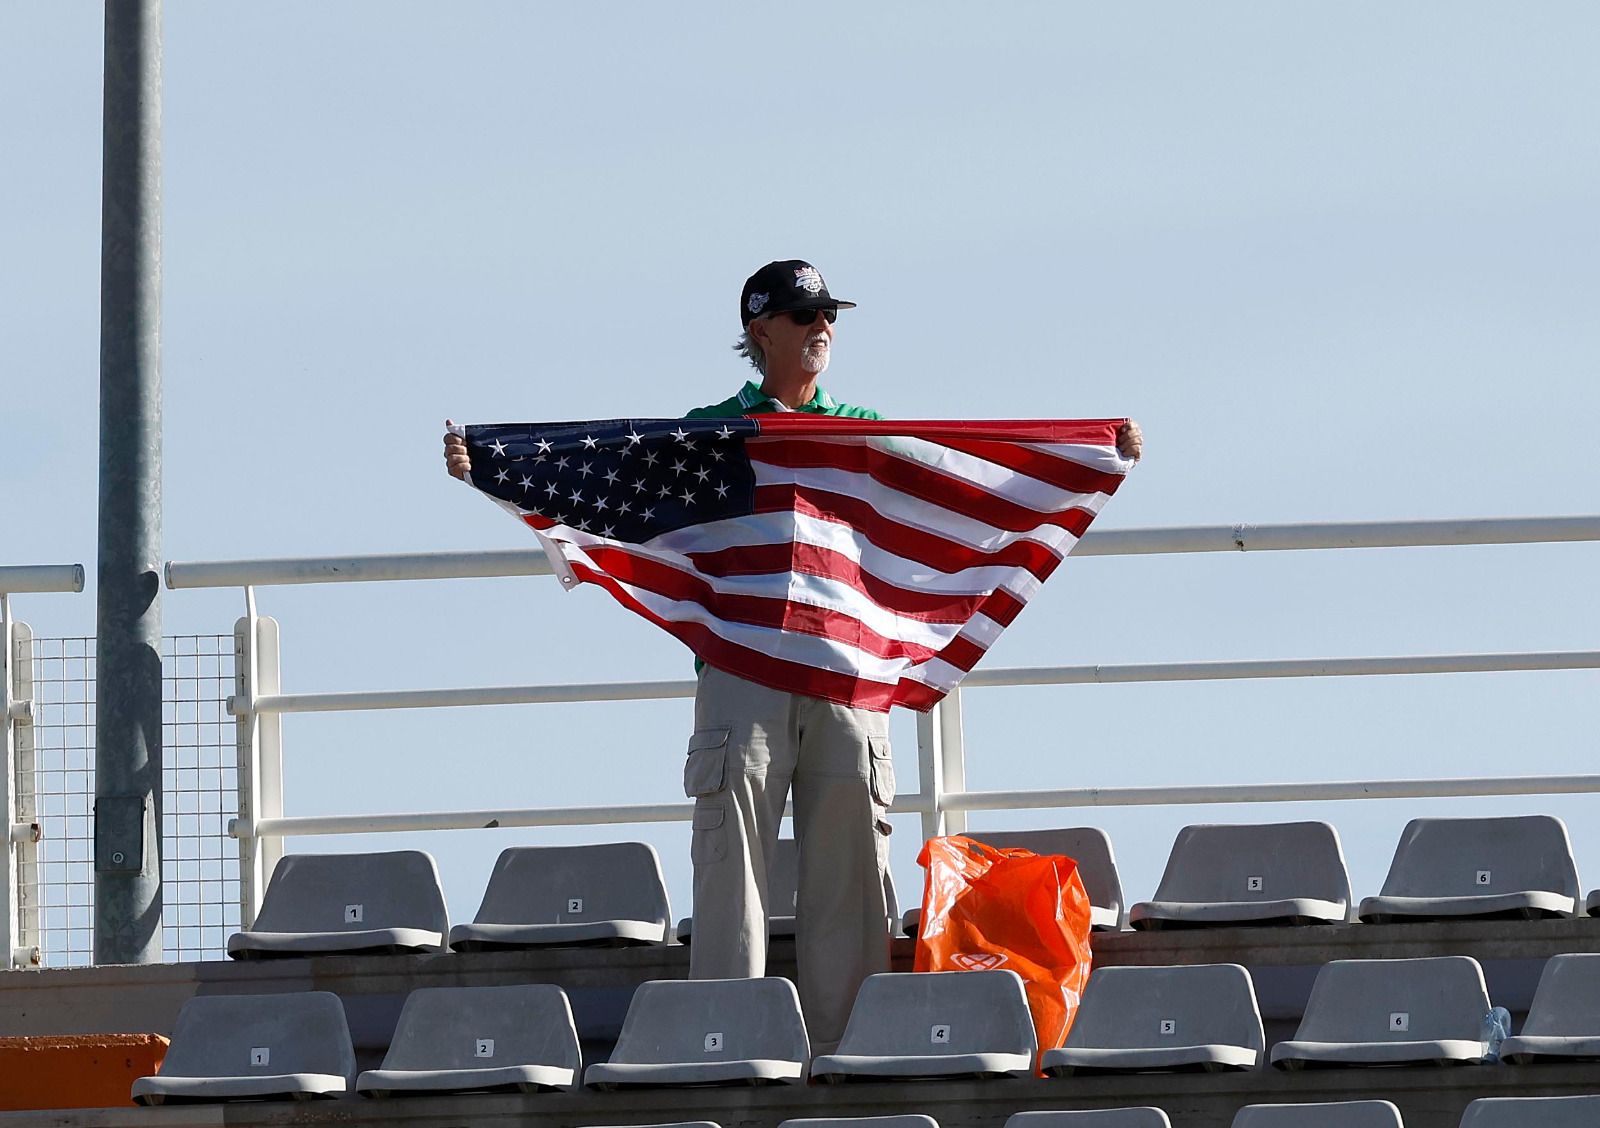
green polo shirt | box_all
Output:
[685,379,882,420]
[684,380,880,675]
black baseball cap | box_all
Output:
[739,259,856,327]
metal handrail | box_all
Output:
[165,514,1600,589]
[0,565,85,596]
[236,791,938,840]
[232,770,1600,841]
[226,649,1600,717]
[151,516,1600,874]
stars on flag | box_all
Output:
[467,418,756,544]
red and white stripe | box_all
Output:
[521,417,1131,712]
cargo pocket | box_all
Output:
[683,727,730,798]
[868,736,896,807]
[685,728,731,867]
[691,804,727,865]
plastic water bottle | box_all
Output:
[1479,1006,1511,1063]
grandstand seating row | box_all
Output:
[511,1104,1600,1127]
[225,815,1599,960]
[132,954,1600,1104]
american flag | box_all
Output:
[457,415,1132,712]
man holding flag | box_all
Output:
[443,259,1141,1051]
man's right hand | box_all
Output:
[443,421,472,480]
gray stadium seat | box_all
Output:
[903,827,1125,934]
[584,978,808,1088]
[811,970,1037,1082]
[678,837,899,943]
[783,1118,941,1128]
[1270,956,1491,1069]
[1459,1095,1600,1127]
[227,850,448,958]
[131,992,355,1104]
[1041,963,1264,1075]
[1498,952,1600,1064]
[1128,822,1351,929]
[1358,815,1580,923]
[577,1124,722,1128]
[1231,1102,1404,1127]
[450,842,670,950]
[1007,1109,1173,1127]
[356,984,581,1096]
[1587,889,1600,916]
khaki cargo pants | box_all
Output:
[684,664,895,1053]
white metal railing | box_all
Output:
[162,515,1600,924]
[2,564,87,968]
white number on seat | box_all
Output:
[1390,1012,1410,1032]
[931,1024,951,1044]
[476,1039,495,1058]
[1159,1019,1177,1036]
[250,1047,270,1067]
[344,904,363,923]
[568,898,585,914]
[704,1032,724,1052]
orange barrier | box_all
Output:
[0,1034,168,1110]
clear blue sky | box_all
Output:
[4,2,1598,930]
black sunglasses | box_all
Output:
[783,307,838,326]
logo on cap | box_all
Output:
[793,266,824,294]
[747,292,769,315]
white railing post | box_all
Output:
[915,688,969,842]
[254,616,284,901]
[233,603,283,928]
[915,706,944,843]
[3,599,42,968]
[937,687,967,837]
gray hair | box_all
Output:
[732,327,767,375]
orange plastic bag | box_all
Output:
[914,834,1093,1057]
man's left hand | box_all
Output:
[1117,419,1143,461]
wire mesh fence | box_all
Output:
[18,633,240,966]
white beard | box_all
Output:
[801,340,831,375]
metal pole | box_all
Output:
[95,0,163,965]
